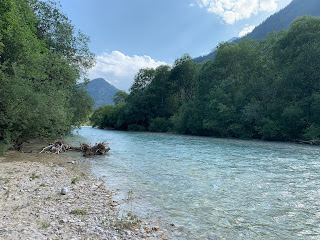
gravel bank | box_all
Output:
[0,154,170,240]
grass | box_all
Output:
[70,208,87,215]
[81,172,87,177]
[126,190,134,202]
[30,173,40,180]
[13,205,22,211]
[40,183,46,187]
[41,222,50,229]
[0,177,10,184]
[71,177,79,184]
[112,212,142,231]
[4,190,9,197]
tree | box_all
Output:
[113,91,128,105]
[0,0,95,147]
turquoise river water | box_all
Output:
[65,126,320,239]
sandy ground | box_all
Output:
[0,150,171,240]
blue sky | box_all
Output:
[59,0,292,91]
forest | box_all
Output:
[91,15,320,142]
[0,0,94,150]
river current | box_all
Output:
[65,126,320,239]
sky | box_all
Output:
[59,0,293,91]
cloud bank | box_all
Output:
[195,0,278,24]
[238,25,256,37]
[88,51,167,91]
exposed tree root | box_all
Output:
[79,142,111,156]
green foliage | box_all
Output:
[113,91,128,105]
[127,124,146,132]
[149,118,172,132]
[0,0,94,147]
[90,16,320,142]
[71,177,79,184]
[70,208,87,215]
[303,124,320,140]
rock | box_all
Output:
[60,187,68,195]
[59,219,67,224]
[152,226,160,231]
[76,222,85,227]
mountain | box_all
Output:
[84,78,120,109]
[194,0,320,63]
[246,0,320,40]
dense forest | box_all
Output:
[0,0,94,150]
[91,15,320,142]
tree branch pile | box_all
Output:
[40,141,71,154]
[39,141,110,156]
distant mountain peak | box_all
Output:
[228,37,239,42]
[85,78,120,109]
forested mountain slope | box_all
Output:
[194,0,320,63]
[247,0,320,39]
[84,78,120,109]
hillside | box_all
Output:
[194,0,320,63]
[247,0,320,40]
[84,78,120,109]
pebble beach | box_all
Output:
[0,150,171,240]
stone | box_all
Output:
[59,219,67,224]
[60,187,68,195]
[76,222,85,227]
[152,226,160,231]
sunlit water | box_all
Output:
[65,126,320,239]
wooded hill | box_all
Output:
[194,0,320,63]
[0,0,94,149]
[83,78,120,109]
[91,16,320,142]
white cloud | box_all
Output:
[238,25,256,37]
[88,51,167,91]
[195,0,279,24]
[189,3,196,7]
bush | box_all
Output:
[127,124,146,132]
[149,118,172,132]
[303,123,320,140]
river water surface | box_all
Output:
[65,127,320,239]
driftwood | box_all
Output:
[40,141,110,156]
[40,141,71,154]
[79,142,111,156]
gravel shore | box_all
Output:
[0,152,170,240]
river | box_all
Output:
[65,126,320,239]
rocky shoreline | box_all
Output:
[0,152,171,240]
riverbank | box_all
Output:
[0,150,170,240]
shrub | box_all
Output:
[149,118,172,132]
[127,124,146,132]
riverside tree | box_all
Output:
[0,0,94,149]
